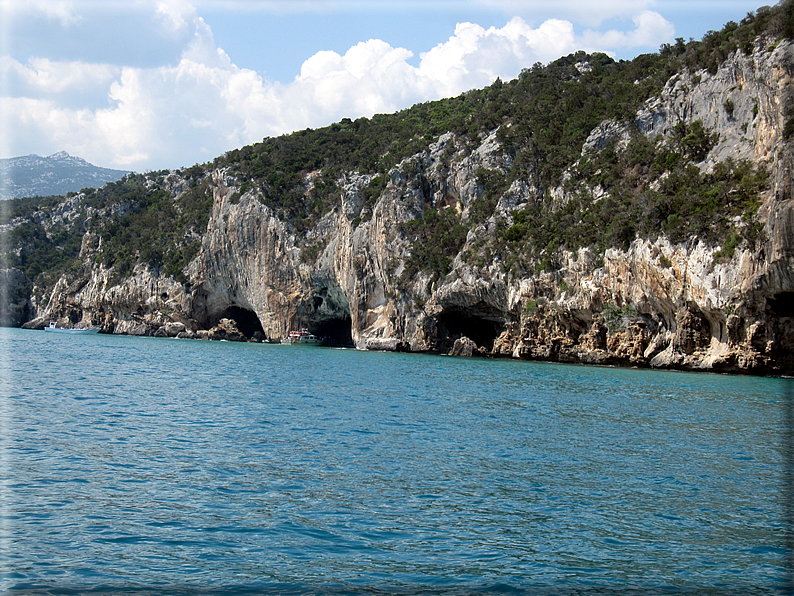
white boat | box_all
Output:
[282,329,321,344]
[44,321,100,335]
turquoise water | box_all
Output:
[0,327,790,594]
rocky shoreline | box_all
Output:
[7,40,794,377]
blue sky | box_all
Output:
[0,0,770,172]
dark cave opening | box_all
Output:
[212,306,266,339]
[437,308,504,352]
[767,293,794,318]
[312,317,354,347]
[766,293,794,366]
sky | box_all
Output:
[0,0,771,172]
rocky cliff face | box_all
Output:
[16,40,794,375]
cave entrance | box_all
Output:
[312,316,354,347]
[767,293,794,318]
[437,307,503,353]
[212,305,265,339]
[766,292,794,371]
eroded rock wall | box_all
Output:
[19,42,794,374]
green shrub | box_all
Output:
[602,301,639,333]
[713,231,742,263]
[674,120,718,161]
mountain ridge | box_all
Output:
[0,152,130,201]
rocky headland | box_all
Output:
[3,14,794,376]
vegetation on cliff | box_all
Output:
[1,170,212,285]
[0,1,791,291]
[492,131,769,276]
[211,0,789,283]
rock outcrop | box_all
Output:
[10,39,794,375]
[450,336,479,357]
[0,268,31,327]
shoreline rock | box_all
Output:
[8,42,794,376]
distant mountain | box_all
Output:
[0,151,130,200]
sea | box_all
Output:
[1,327,791,595]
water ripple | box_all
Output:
[0,329,789,595]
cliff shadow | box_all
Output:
[209,305,266,340]
[767,292,794,373]
[435,306,504,354]
[312,316,354,348]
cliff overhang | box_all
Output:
[5,22,794,376]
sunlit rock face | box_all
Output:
[21,41,794,374]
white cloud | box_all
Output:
[0,0,82,26]
[583,10,675,49]
[1,3,676,171]
[181,16,233,68]
[155,0,196,34]
[418,18,580,95]
[294,40,426,120]
[3,56,119,95]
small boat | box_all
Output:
[282,329,321,344]
[44,321,100,335]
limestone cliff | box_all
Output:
[8,30,794,375]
